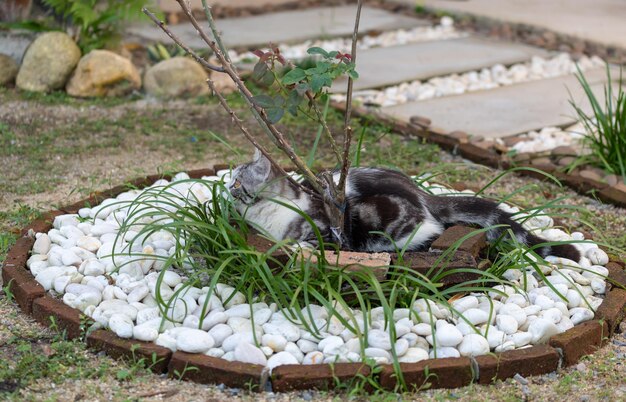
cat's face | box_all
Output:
[226,150,275,205]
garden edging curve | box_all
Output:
[2,166,626,392]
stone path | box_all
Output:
[381,68,610,138]
[389,0,626,49]
[331,37,548,92]
[128,6,426,49]
[138,2,621,141]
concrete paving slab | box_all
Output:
[157,0,296,13]
[390,0,626,49]
[331,37,548,92]
[381,68,613,138]
[129,6,427,49]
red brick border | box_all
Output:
[2,167,624,393]
[87,329,172,373]
[168,351,265,390]
[32,295,86,340]
[475,345,560,384]
[271,363,371,392]
[380,357,474,390]
[549,320,608,367]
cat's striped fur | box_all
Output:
[227,152,580,261]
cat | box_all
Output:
[226,150,581,262]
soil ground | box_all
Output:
[1,88,625,401]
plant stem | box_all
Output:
[173,0,327,195]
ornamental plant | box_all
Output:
[143,0,364,247]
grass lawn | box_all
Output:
[1,88,625,401]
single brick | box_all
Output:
[4,237,35,266]
[430,225,487,257]
[246,233,292,269]
[304,250,390,281]
[21,212,61,236]
[213,163,231,172]
[168,351,264,389]
[271,363,371,392]
[379,357,474,391]
[188,168,216,179]
[549,320,608,366]
[87,329,172,373]
[457,143,501,168]
[475,345,560,384]
[598,186,626,208]
[594,288,626,335]
[606,262,626,288]
[2,264,44,314]
[393,251,479,286]
[32,296,86,340]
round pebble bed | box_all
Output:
[229,16,463,63]
[340,53,605,107]
[22,169,613,375]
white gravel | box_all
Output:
[27,171,609,370]
[229,16,464,63]
[342,53,605,107]
[509,123,588,154]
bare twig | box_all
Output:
[200,0,232,63]
[174,0,327,194]
[142,8,224,73]
[338,0,364,194]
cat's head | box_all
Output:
[226,149,279,205]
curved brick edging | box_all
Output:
[2,167,626,392]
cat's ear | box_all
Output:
[251,148,271,178]
[253,147,263,162]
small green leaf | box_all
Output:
[328,51,339,58]
[281,68,306,85]
[307,47,329,58]
[288,90,303,106]
[310,75,326,93]
[266,107,285,123]
[252,95,275,108]
[348,69,359,79]
[252,61,268,79]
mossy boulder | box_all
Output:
[143,57,209,98]
[16,31,81,92]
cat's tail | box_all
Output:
[426,195,581,261]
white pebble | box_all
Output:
[458,334,490,356]
[233,342,267,366]
[267,351,299,371]
[176,329,215,353]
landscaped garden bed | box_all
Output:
[4,165,625,392]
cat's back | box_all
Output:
[343,167,424,201]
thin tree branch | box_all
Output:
[174,0,327,194]
[200,0,232,64]
[142,8,224,73]
[337,0,363,194]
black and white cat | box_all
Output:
[226,151,580,261]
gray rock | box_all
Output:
[16,31,81,92]
[0,54,19,86]
[66,50,141,97]
[143,57,208,98]
[0,31,35,63]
